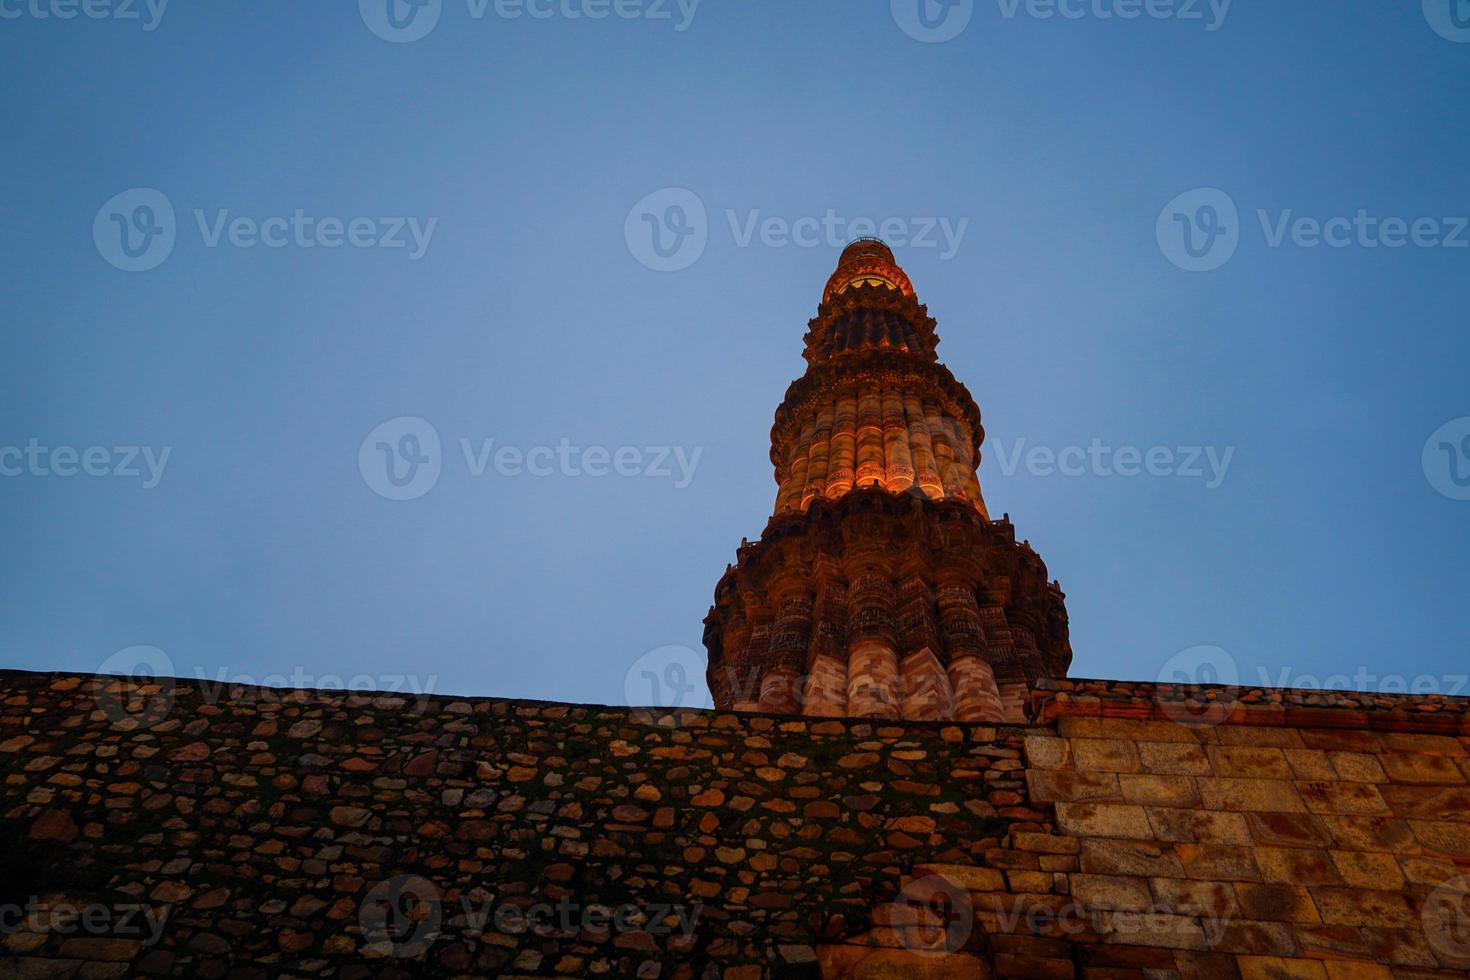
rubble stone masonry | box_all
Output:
[3,669,1470,978]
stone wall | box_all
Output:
[0,670,1030,979]
[3,670,1470,978]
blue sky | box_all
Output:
[2,0,1468,706]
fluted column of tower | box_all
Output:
[704,240,1072,722]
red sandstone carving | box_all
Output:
[705,242,1072,721]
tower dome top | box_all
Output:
[839,237,896,265]
[823,238,915,304]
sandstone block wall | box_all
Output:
[3,670,1470,979]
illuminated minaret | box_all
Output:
[703,240,1072,722]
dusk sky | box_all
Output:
[3,1,1468,707]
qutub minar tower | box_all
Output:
[704,239,1072,722]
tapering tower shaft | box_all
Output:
[704,241,1072,722]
